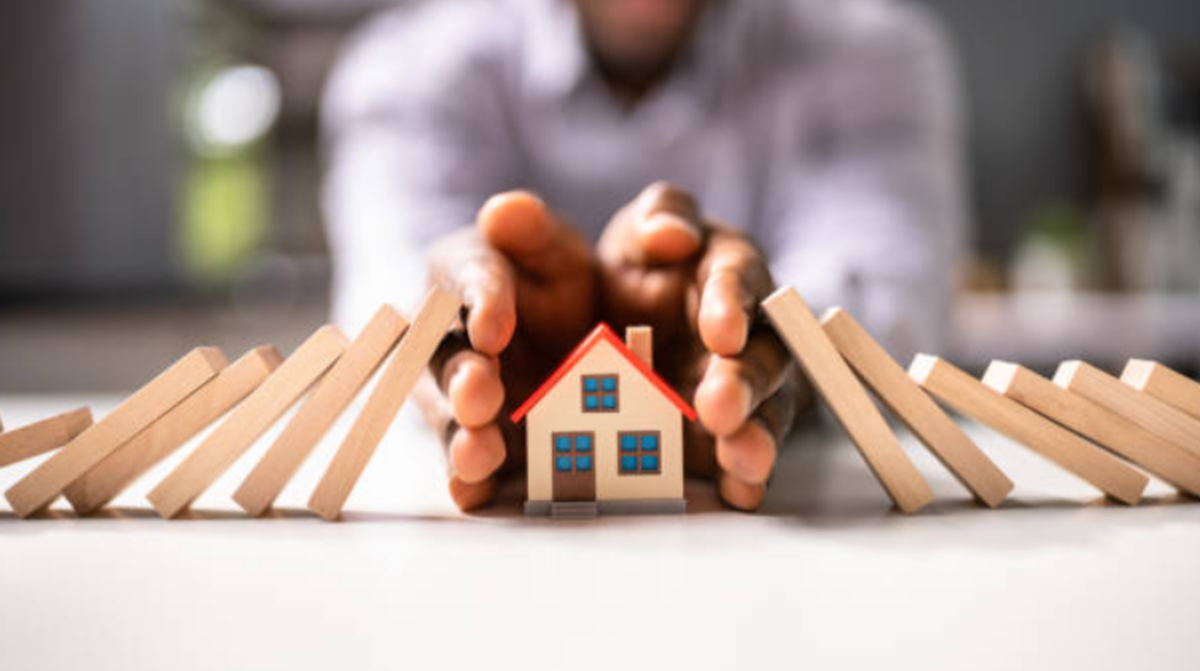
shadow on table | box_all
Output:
[736,425,1199,551]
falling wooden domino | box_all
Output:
[1122,360,1200,422]
[762,288,933,514]
[1056,361,1200,461]
[233,306,409,517]
[0,408,94,470]
[148,326,348,518]
[309,287,462,520]
[6,348,227,518]
[821,308,1013,507]
[985,361,1200,498]
[63,346,282,516]
[911,355,1148,505]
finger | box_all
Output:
[478,191,592,280]
[718,473,767,511]
[449,424,508,484]
[695,229,775,356]
[442,349,505,429]
[428,331,502,428]
[448,473,499,511]
[693,326,793,438]
[715,385,800,507]
[716,419,778,486]
[600,182,705,268]
[428,232,517,356]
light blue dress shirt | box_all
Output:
[322,0,966,361]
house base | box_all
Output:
[525,499,687,517]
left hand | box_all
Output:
[595,182,813,510]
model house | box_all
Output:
[510,323,696,518]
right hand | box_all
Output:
[416,192,597,509]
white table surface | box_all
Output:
[1,393,1198,671]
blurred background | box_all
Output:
[1,0,1198,392]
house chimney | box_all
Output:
[625,326,653,368]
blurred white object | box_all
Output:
[188,64,282,153]
[1010,237,1078,293]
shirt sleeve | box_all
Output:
[760,3,968,363]
[320,5,521,332]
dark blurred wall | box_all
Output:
[0,0,180,298]
[917,0,1200,257]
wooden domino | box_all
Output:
[762,288,933,514]
[1056,361,1200,461]
[5,348,227,517]
[1121,360,1200,421]
[822,308,1013,507]
[911,356,1148,505]
[309,287,461,520]
[0,408,94,470]
[233,306,409,517]
[985,361,1200,498]
[148,326,348,518]
[63,346,282,515]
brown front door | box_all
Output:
[551,432,596,501]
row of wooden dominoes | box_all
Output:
[3,284,1198,519]
[763,287,1200,513]
[0,288,462,520]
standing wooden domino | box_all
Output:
[821,308,1013,507]
[911,356,1148,505]
[233,306,409,517]
[762,288,933,513]
[63,346,282,515]
[0,408,94,470]
[985,361,1200,498]
[309,287,461,520]
[148,326,348,518]
[1056,361,1200,461]
[1121,360,1200,422]
[5,348,228,518]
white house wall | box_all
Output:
[526,340,684,502]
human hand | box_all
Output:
[416,192,597,509]
[594,183,812,510]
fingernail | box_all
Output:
[642,212,701,240]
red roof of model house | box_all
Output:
[509,323,698,423]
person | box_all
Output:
[321,0,965,511]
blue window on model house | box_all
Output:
[618,431,661,475]
[553,433,595,473]
[582,374,619,412]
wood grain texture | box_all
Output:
[1057,360,1200,461]
[911,355,1148,505]
[0,408,93,469]
[233,306,409,517]
[821,308,1012,507]
[1122,359,1200,421]
[986,361,1200,498]
[148,326,348,518]
[5,348,227,517]
[762,288,932,514]
[63,346,282,515]
[309,288,462,520]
